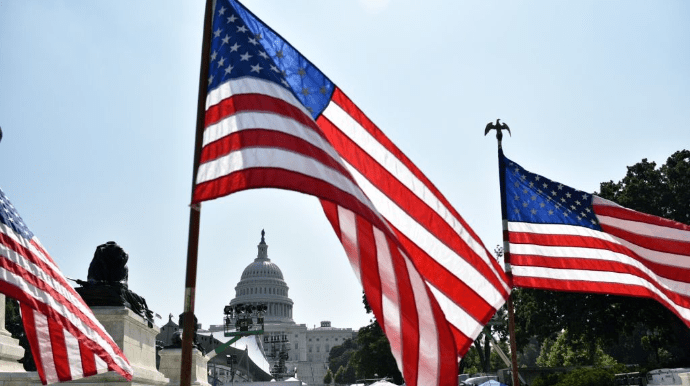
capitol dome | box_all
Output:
[230,230,294,323]
[240,256,284,280]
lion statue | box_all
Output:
[87,241,129,285]
[76,241,154,327]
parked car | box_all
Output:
[461,374,498,386]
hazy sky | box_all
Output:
[1,1,688,331]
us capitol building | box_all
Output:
[160,231,355,385]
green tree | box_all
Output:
[599,150,690,224]
[472,306,509,373]
[513,289,623,365]
[343,363,357,384]
[349,319,403,384]
[459,346,481,375]
[596,150,690,365]
[329,340,359,386]
[553,366,626,386]
[334,366,345,384]
[328,337,359,375]
[473,328,493,373]
[517,337,541,367]
[514,150,690,367]
[332,362,357,385]
[469,246,510,374]
[536,330,617,367]
[323,368,333,385]
[341,293,402,384]
[460,340,512,376]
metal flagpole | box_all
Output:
[180,1,214,386]
[485,120,520,386]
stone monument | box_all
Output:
[0,242,172,386]
[157,313,209,386]
[72,242,168,386]
[75,241,155,327]
[157,348,210,386]
[0,294,25,373]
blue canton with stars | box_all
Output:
[501,151,601,230]
[208,0,335,119]
[0,188,34,240]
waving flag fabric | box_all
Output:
[500,150,690,327]
[0,188,133,384]
[192,1,511,385]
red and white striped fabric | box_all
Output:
[501,153,690,327]
[510,196,690,326]
[0,188,132,384]
[317,89,512,353]
[193,2,511,385]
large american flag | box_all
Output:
[500,150,690,327]
[192,1,511,385]
[0,187,133,384]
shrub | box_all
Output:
[555,365,627,386]
[531,365,628,386]
[531,373,561,386]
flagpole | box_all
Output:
[486,120,520,386]
[501,148,521,386]
[505,293,520,386]
[180,1,214,386]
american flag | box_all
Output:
[0,187,133,384]
[500,150,690,327]
[192,1,511,385]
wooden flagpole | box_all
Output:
[486,121,520,386]
[506,294,521,386]
[180,1,214,386]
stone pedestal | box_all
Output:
[680,372,690,386]
[158,349,210,386]
[64,307,168,386]
[0,332,24,373]
[82,307,168,386]
[0,294,25,373]
[0,372,40,386]
[0,305,169,386]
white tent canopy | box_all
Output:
[197,330,272,376]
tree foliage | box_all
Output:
[513,150,690,367]
[327,293,402,384]
[323,368,333,385]
[349,321,403,384]
[461,337,513,376]
[334,366,345,384]
[598,150,690,224]
[513,289,628,364]
[470,306,509,373]
[328,337,358,377]
[536,330,617,367]
[532,365,627,386]
[334,364,356,385]
[462,247,510,374]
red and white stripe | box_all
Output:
[194,75,511,386]
[317,88,511,351]
[0,222,132,384]
[508,195,690,327]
